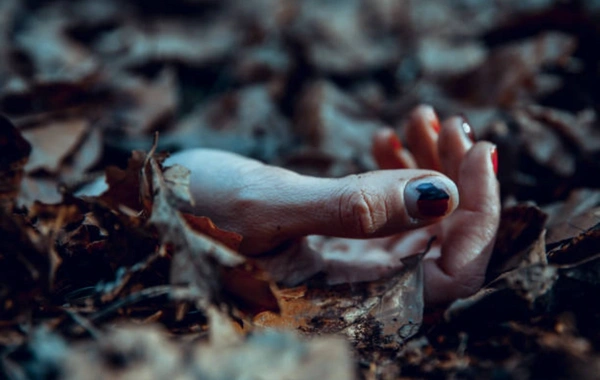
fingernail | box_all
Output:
[405,177,452,219]
[459,114,476,143]
[491,146,498,175]
[388,131,403,152]
[431,112,441,134]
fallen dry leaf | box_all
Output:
[22,119,89,173]
[3,1,600,379]
[0,115,31,211]
[254,245,427,352]
[486,204,548,281]
[293,81,382,176]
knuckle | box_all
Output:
[337,183,384,236]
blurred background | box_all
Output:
[3,0,600,209]
[4,3,600,378]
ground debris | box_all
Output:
[2,1,600,379]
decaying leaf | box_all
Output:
[15,4,99,84]
[22,119,89,173]
[459,32,577,106]
[544,189,600,245]
[486,204,548,281]
[293,81,382,176]
[144,146,278,314]
[181,213,242,251]
[109,69,178,137]
[192,308,355,380]
[254,243,427,351]
[290,0,400,75]
[514,107,576,177]
[99,150,148,213]
[0,115,31,211]
[166,85,292,163]
[4,1,600,379]
[53,309,354,380]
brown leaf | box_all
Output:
[254,249,426,351]
[192,307,355,380]
[459,32,577,106]
[445,263,559,324]
[290,0,399,74]
[547,225,600,266]
[15,4,99,83]
[110,69,177,137]
[59,316,354,380]
[487,204,548,282]
[514,107,576,177]
[146,151,256,310]
[220,265,279,316]
[28,201,89,286]
[107,17,240,68]
[293,81,382,176]
[525,105,600,154]
[167,85,292,163]
[18,177,63,207]
[61,127,103,184]
[22,119,89,173]
[162,164,194,207]
[0,208,50,318]
[0,114,31,211]
[99,150,147,213]
[544,189,600,245]
[181,213,242,251]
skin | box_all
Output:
[167,105,500,305]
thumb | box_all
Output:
[167,149,459,255]
[267,170,459,242]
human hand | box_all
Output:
[167,105,500,305]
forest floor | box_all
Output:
[2,1,600,379]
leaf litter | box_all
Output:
[2,1,600,379]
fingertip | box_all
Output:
[456,141,500,220]
[406,104,442,170]
[460,142,498,184]
[438,116,474,181]
[372,127,417,170]
[404,174,459,222]
[410,104,440,133]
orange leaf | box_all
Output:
[182,213,242,251]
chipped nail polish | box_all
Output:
[415,182,450,217]
[405,178,452,219]
[491,146,498,175]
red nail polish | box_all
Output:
[459,114,476,142]
[388,132,403,152]
[415,182,450,217]
[491,147,498,175]
[431,114,441,134]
